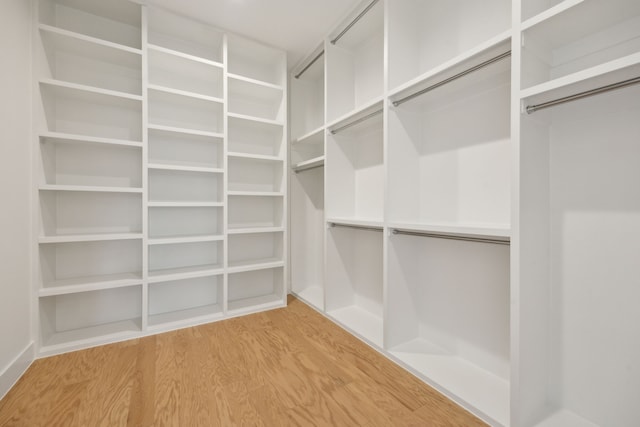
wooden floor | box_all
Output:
[0,296,486,426]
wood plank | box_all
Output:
[0,296,487,426]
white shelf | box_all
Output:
[148,88,224,134]
[147,124,223,139]
[39,233,142,244]
[40,319,141,353]
[227,72,284,91]
[148,201,223,208]
[148,304,223,329]
[147,43,223,68]
[39,184,143,193]
[292,156,324,173]
[293,126,324,145]
[147,163,223,174]
[39,78,142,102]
[227,293,284,315]
[227,259,285,274]
[38,23,142,56]
[521,0,584,30]
[148,235,223,246]
[227,152,282,162]
[227,191,284,197]
[227,112,283,127]
[328,305,383,348]
[326,97,384,131]
[39,272,142,297]
[390,339,509,427]
[148,264,224,283]
[39,131,142,148]
[292,286,323,311]
[147,84,223,104]
[227,227,284,235]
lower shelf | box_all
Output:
[228,267,285,314]
[535,410,600,427]
[292,285,323,311]
[327,305,383,348]
[148,304,223,329]
[40,318,141,354]
[227,293,284,314]
[390,338,509,427]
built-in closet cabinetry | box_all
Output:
[289,0,640,426]
[34,0,287,356]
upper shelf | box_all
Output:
[38,0,141,49]
[227,35,286,87]
[147,6,224,64]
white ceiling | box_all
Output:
[146,0,361,70]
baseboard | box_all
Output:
[0,342,34,401]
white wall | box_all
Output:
[0,0,34,399]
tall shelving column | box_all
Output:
[226,35,288,314]
[34,0,144,355]
[289,44,326,310]
[515,0,640,426]
[144,7,225,329]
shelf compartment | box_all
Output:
[227,35,285,87]
[149,240,223,279]
[149,206,222,239]
[40,131,142,148]
[291,128,324,166]
[39,239,142,290]
[228,156,284,193]
[228,195,283,230]
[39,285,142,351]
[521,0,640,90]
[38,0,141,50]
[39,138,142,188]
[39,272,142,297]
[148,169,222,203]
[228,76,284,122]
[147,7,223,64]
[387,231,510,426]
[291,48,324,140]
[290,162,324,311]
[387,56,510,227]
[148,275,223,328]
[517,83,640,427]
[228,114,284,157]
[326,0,383,122]
[37,24,142,96]
[39,189,141,238]
[387,0,510,91]
[39,81,142,142]
[148,47,223,99]
[148,126,223,170]
[148,264,223,284]
[326,104,384,223]
[228,231,283,269]
[228,267,285,313]
[148,88,223,134]
[325,224,383,347]
[39,184,142,194]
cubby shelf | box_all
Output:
[39,184,143,193]
[294,126,324,144]
[227,112,283,127]
[40,78,142,102]
[147,304,223,330]
[147,123,223,139]
[148,235,223,246]
[39,233,143,244]
[227,152,283,162]
[148,265,224,284]
[147,201,223,208]
[227,72,284,91]
[147,43,223,68]
[227,227,284,235]
[38,23,142,55]
[521,0,583,29]
[227,259,284,274]
[147,84,223,104]
[148,163,224,174]
[38,272,143,297]
[39,132,143,148]
[227,191,284,197]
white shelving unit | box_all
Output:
[32,0,287,356]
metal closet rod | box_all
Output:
[294,50,324,79]
[294,163,324,174]
[526,75,640,114]
[329,222,383,233]
[331,0,380,45]
[392,50,512,107]
[330,109,382,135]
[391,229,510,245]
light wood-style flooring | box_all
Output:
[0,296,487,426]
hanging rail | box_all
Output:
[526,75,640,114]
[294,50,325,79]
[392,51,512,107]
[293,162,324,174]
[391,229,510,245]
[331,0,380,45]
[330,109,382,135]
[329,222,383,233]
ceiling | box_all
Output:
[145,0,362,70]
